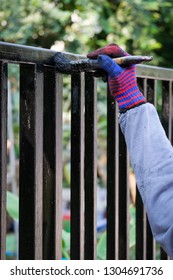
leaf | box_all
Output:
[63,219,71,233]
[62,229,70,260]
[62,247,70,260]
[97,206,136,259]
[64,163,71,186]
[97,231,106,260]
[6,233,17,258]
[129,205,136,248]
[6,191,19,221]
[62,229,70,251]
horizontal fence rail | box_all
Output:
[0,42,173,260]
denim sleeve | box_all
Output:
[119,103,173,259]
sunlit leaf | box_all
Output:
[6,191,19,221]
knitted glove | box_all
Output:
[87,43,130,81]
[87,43,129,59]
[97,54,146,111]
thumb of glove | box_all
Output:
[97,55,123,78]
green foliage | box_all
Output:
[6,191,19,221]
[6,233,17,259]
[62,229,70,259]
[97,204,136,259]
[97,231,106,260]
[0,0,173,66]
[6,190,71,259]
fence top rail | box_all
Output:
[137,64,173,81]
[0,41,173,80]
[0,41,85,66]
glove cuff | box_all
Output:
[109,74,146,110]
[119,101,146,113]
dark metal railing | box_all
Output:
[0,42,173,260]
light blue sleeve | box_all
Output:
[119,103,173,259]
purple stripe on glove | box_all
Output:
[97,54,146,110]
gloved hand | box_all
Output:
[87,44,146,111]
[87,43,129,81]
[87,43,129,59]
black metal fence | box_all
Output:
[0,42,173,260]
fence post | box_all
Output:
[0,62,8,260]
[84,72,97,259]
[19,63,43,260]
[43,67,63,260]
[70,72,85,260]
[107,89,119,259]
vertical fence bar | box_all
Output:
[107,88,119,260]
[84,72,97,259]
[71,72,85,259]
[136,191,146,259]
[146,79,156,259]
[146,219,156,259]
[162,81,170,140]
[154,79,160,258]
[147,79,155,104]
[43,67,62,260]
[19,63,43,259]
[0,62,7,260]
[168,81,172,143]
[154,80,158,107]
[136,78,147,259]
[160,80,170,259]
[118,128,129,259]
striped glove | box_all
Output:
[88,44,146,111]
[87,43,129,59]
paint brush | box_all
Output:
[54,52,153,74]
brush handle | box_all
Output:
[70,55,153,72]
[113,55,153,65]
[54,52,153,73]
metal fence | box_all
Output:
[0,42,173,260]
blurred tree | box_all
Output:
[0,0,172,65]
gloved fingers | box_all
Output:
[93,70,108,82]
[97,55,123,77]
[87,43,129,59]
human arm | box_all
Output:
[89,44,173,258]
